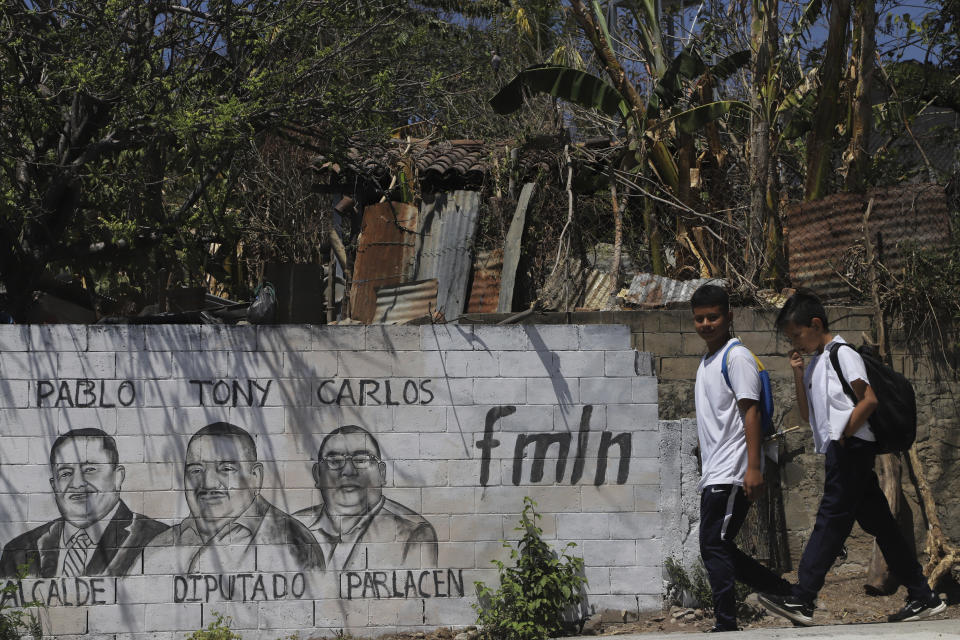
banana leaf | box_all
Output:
[489,64,628,119]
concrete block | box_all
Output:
[146,325,201,351]
[422,487,477,514]
[39,605,89,635]
[0,408,59,436]
[0,436,30,465]
[579,325,630,350]
[366,325,422,351]
[579,485,637,512]
[58,352,117,378]
[636,538,663,566]
[632,376,658,403]
[393,351,446,378]
[585,566,612,593]
[642,332,683,356]
[420,325,477,351]
[497,350,558,377]
[473,378,525,405]
[31,324,88,352]
[553,351,604,377]
[609,512,660,540]
[605,351,654,377]
[660,309,686,332]
[1,351,59,379]
[257,325,312,352]
[437,542,477,568]
[580,377,632,404]
[418,433,473,459]
[557,513,611,540]
[370,432,422,459]
[258,600,313,629]
[0,325,30,351]
[393,460,448,487]
[606,404,659,431]
[735,330,779,356]
[526,378,579,405]
[477,486,581,513]
[145,603,203,632]
[117,351,172,379]
[311,325,366,351]
[474,540,513,566]
[0,379,29,408]
[338,351,398,378]
[423,597,477,627]
[681,332,709,356]
[173,352,285,380]
[88,325,146,352]
[609,565,661,594]
[439,350,500,377]
[200,325,258,351]
[393,405,447,433]
[472,326,534,351]
[635,485,660,511]
[315,598,369,628]
[88,604,146,633]
[57,408,118,434]
[522,325,580,351]
[201,602,260,629]
[424,378,473,406]
[583,540,638,566]
[449,514,504,541]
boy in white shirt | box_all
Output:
[759,289,945,626]
[691,284,791,632]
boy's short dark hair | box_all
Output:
[690,283,729,313]
[776,288,829,331]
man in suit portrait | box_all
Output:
[294,425,438,571]
[0,428,167,577]
[142,421,324,574]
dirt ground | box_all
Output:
[356,571,959,640]
[592,571,960,635]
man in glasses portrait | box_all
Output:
[294,425,437,570]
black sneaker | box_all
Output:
[887,594,947,622]
[757,592,815,626]
[704,625,738,632]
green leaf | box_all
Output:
[710,50,750,80]
[489,64,628,119]
[656,100,749,134]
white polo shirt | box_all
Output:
[694,338,761,492]
[802,335,875,454]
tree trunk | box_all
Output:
[865,453,904,594]
[804,0,852,200]
[844,0,876,192]
[610,182,623,296]
[749,0,778,281]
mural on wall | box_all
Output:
[141,422,325,575]
[0,428,167,578]
[293,425,438,571]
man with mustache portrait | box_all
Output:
[294,425,437,571]
[0,428,167,577]
[142,422,323,574]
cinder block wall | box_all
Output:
[0,324,664,638]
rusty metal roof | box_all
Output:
[349,202,419,323]
[465,249,503,314]
[784,184,951,300]
[373,279,439,324]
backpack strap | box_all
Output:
[828,342,858,404]
[721,340,765,391]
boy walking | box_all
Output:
[691,284,791,632]
[759,289,945,625]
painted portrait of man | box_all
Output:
[0,428,167,577]
[142,422,323,574]
[294,425,438,570]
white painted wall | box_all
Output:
[0,324,664,638]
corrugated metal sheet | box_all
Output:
[350,202,418,323]
[411,191,481,320]
[620,274,728,307]
[582,269,614,310]
[466,249,503,314]
[373,279,439,324]
[784,184,951,300]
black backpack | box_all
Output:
[828,342,916,453]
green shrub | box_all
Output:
[189,613,241,640]
[473,497,587,640]
[0,567,44,640]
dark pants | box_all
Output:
[794,438,933,604]
[700,484,791,630]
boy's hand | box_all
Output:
[744,468,764,501]
[789,349,804,375]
